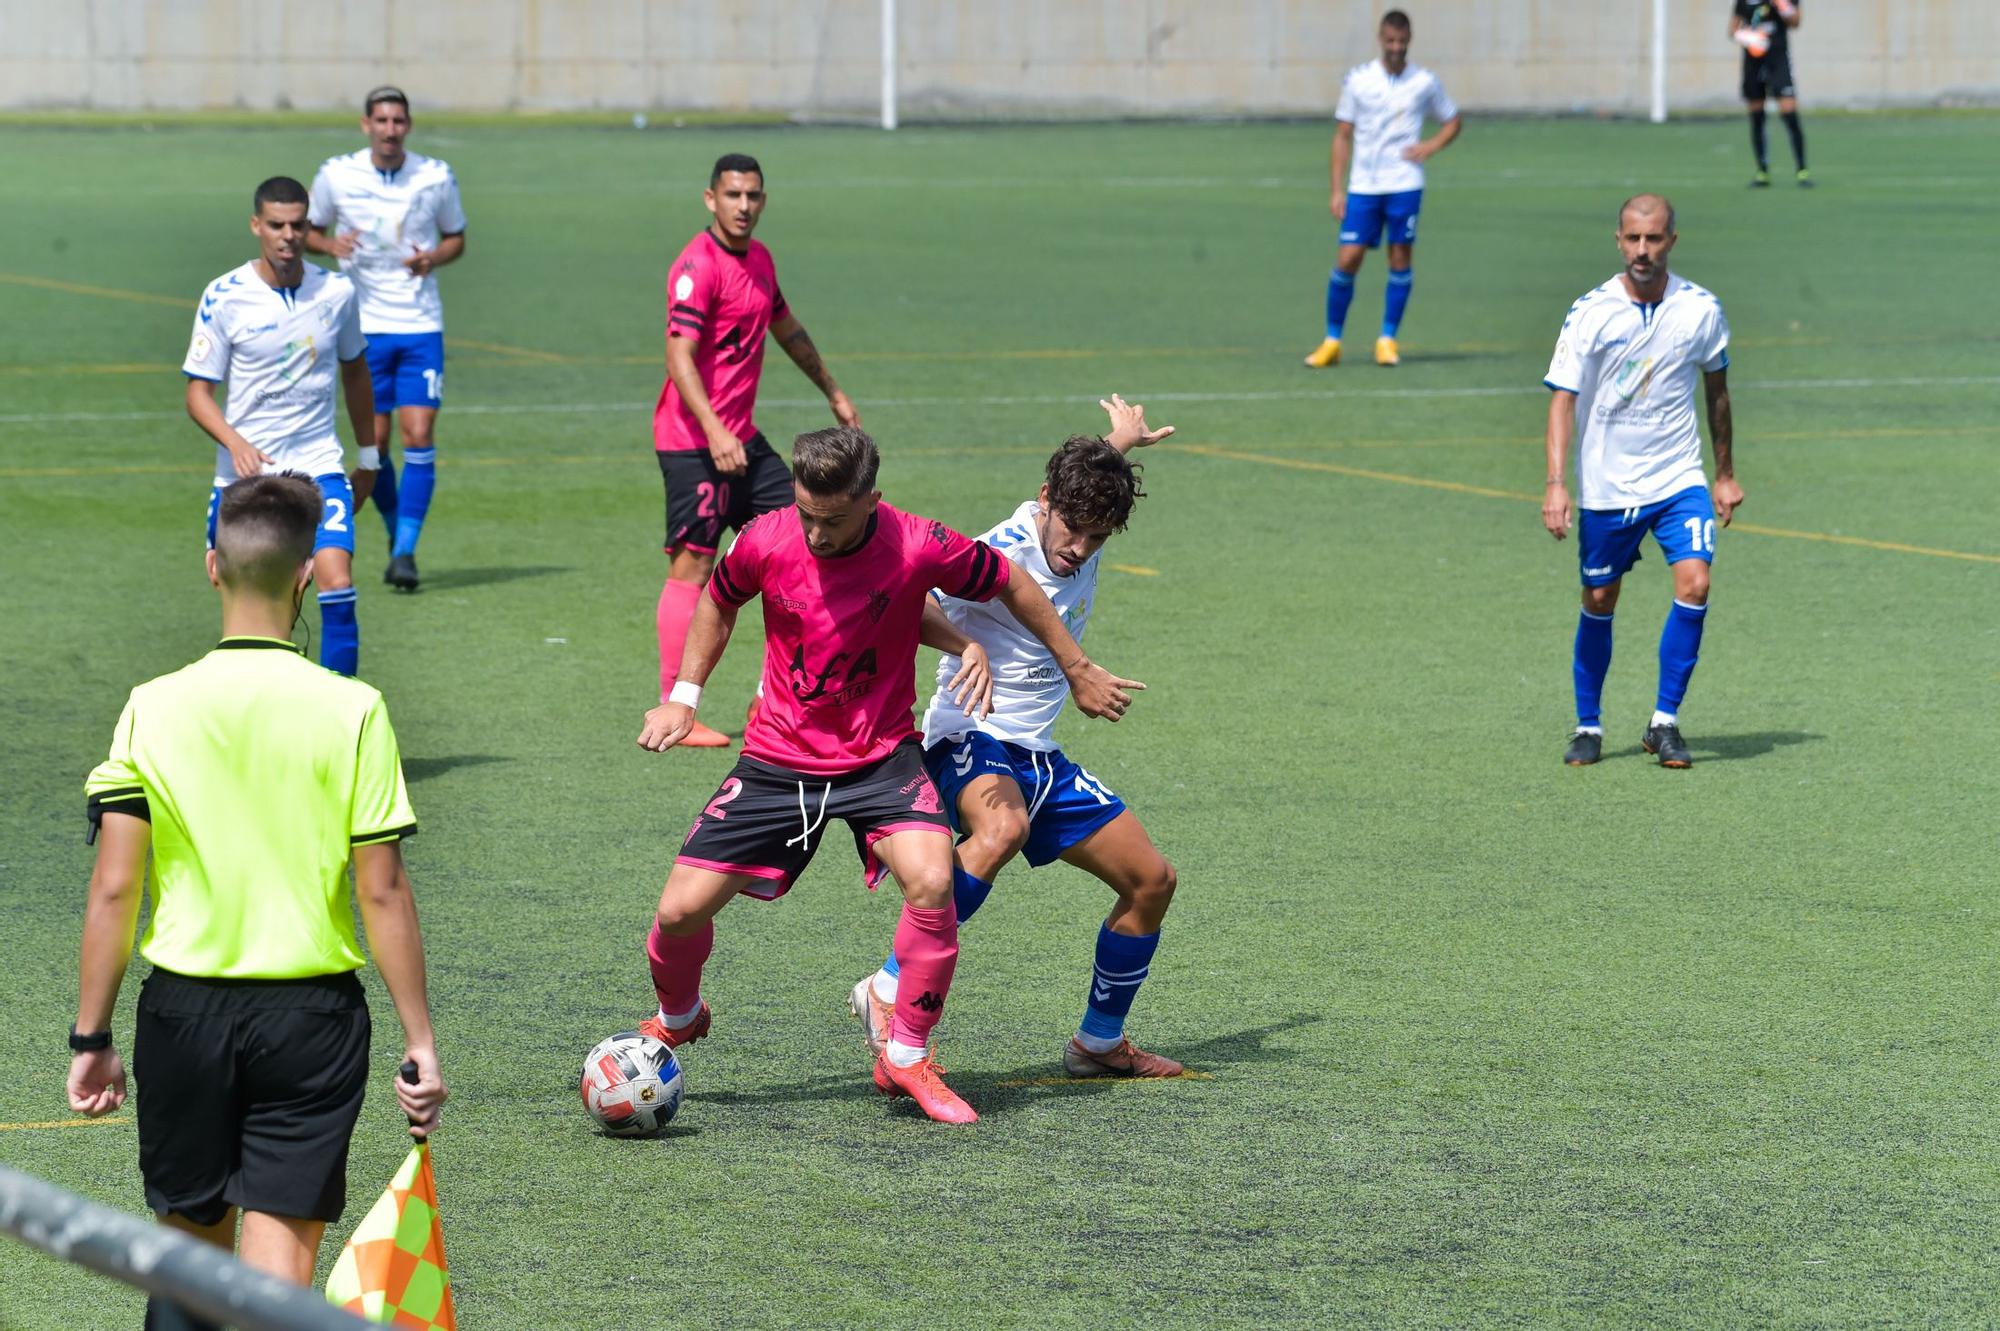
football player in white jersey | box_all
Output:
[1305,9,1461,370]
[847,397,1187,1079]
[308,87,467,592]
[1542,195,1743,769]
[183,176,378,676]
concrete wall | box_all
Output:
[3,1,1994,115]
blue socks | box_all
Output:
[392,447,436,558]
[1382,267,1414,337]
[1079,924,1160,1043]
[318,588,358,676]
[1656,599,1708,716]
[370,453,400,536]
[1324,269,1356,340]
[882,867,993,980]
[1573,610,1614,729]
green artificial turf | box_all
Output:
[2,113,1996,1330]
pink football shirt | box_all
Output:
[709,503,1012,775]
[652,229,789,453]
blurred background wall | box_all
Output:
[3,1,1993,116]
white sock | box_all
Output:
[658,1002,703,1030]
[1074,1030,1123,1055]
[871,969,898,1004]
[1575,725,1604,736]
[1650,709,1677,727]
[885,1038,926,1068]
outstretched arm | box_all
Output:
[995,573,1145,721]
[639,595,740,750]
[1705,368,1742,525]
[769,311,858,427]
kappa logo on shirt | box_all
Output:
[788,643,878,704]
[926,521,951,550]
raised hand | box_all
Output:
[1100,394,1175,452]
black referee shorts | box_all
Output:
[134,968,371,1225]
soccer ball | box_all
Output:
[580,1032,685,1136]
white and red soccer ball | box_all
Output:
[580,1032,685,1136]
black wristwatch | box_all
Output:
[69,1025,113,1052]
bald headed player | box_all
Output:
[1542,195,1741,769]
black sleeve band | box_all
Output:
[955,543,1002,601]
[352,823,419,847]
[86,789,150,845]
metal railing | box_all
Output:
[0,1166,368,1331]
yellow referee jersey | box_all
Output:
[84,636,417,979]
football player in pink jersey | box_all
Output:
[634,427,1143,1124]
[652,153,860,747]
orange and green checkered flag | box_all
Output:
[325,1138,455,1329]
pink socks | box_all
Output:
[646,920,713,1018]
[657,577,702,702]
[888,904,958,1050]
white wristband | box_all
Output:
[356,447,381,470]
[668,681,703,709]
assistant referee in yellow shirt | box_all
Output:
[67,473,447,1322]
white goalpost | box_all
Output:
[1650,0,1668,122]
[880,0,897,130]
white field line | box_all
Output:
[6,372,1999,427]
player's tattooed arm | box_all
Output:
[640,597,740,751]
[1100,394,1175,454]
[770,312,859,427]
[1705,368,1743,525]
[1541,389,1577,540]
[920,598,995,720]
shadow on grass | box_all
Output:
[416,565,569,591]
[404,754,512,783]
[1696,730,1823,762]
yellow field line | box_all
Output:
[1176,443,2000,566]
[0,271,189,309]
[441,336,571,363]
[0,1116,131,1131]
[1110,563,1160,576]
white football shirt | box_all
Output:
[1544,273,1731,510]
[307,149,466,334]
[183,262,366,484]
[922,500,1100,753]
[1335,60,1458,196]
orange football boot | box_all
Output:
[638,1002,711,1049]
[1062,1036,1185,1079]
[873,1051,978,1124]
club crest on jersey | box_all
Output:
[788,643,878,704]
[865,591,891,624]
[1612,354,1657,403]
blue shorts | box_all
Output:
[1577,484,1716,587]
[207,472,356,556]
[924,733,1126,868]
[365,332,445,413]
[1340,189,1423,248]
